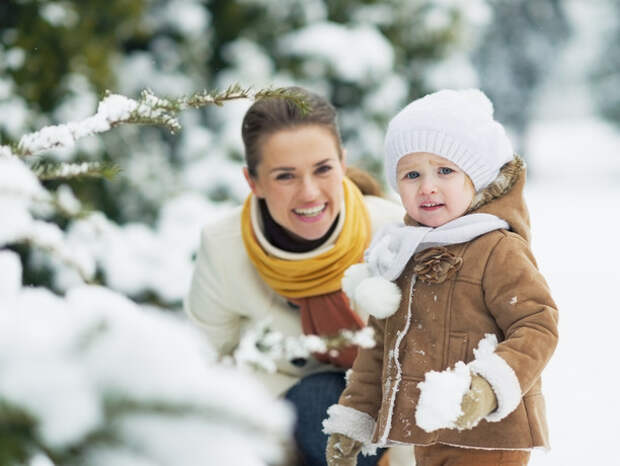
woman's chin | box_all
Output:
[289,218,333,241]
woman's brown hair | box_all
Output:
[241,86,383,197]
[241,86,343,177]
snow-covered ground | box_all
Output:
[521,2,620,460]
[524,127,620,465]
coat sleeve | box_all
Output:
[184,227,243,357]
[322,315,385,443]
[472,233,559,422]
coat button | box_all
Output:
[290,358,307,367]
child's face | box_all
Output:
[396,152,475,227]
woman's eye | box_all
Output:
[316,165,332,174]
[275,173,294,181]
[405,171,419,179]
[439,167,454,175]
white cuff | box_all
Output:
[322,404,376,444]
[468,336,521,422]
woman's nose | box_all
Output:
[299,177,320,200]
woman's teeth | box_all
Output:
[294,204,326,217]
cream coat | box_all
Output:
[184,195,405,395]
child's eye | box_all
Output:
[316,165,332,174]
[275,172,294,181]
[405,171,419,179]
[439,167,454,175]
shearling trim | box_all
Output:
[322,404,376,443]
[440,442,547,452]
[344,368,354,385]
[468,156,525,212]
[378,274,416,444]
[467,335,521,423]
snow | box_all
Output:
[280,22,394,82]
[56,184,81,215]
[415,361,471,433]
[56,194,230,302]
[160,0,209,38]
[39,2,79,28]
[0,154,47,199]
[17,93,139,155]
[4,47,26,70]
[0,279,293,464]
[363,74,409,117]
[524,176,620,466]
[234,319,376,372]
[0,95,29,138]
[0,250,22,296]
[117,52,196,97]
[0,157,96,278]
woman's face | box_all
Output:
[244,125,346,241]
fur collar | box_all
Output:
[468,156,525,213]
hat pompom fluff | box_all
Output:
[342,263,371,307]
[353,276,402,319]
[458,89,494,117]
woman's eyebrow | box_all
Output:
[269,166,295,173]
[313,158,332,167]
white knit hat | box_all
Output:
[384,89,513,192]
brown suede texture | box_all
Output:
[415,443,531,466]
[339,158,559,450]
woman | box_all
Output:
[185,87,407,465]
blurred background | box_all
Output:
[1,0,619,464]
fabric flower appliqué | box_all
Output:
[413,247,463,284]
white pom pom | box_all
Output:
[342,263,371,303]
[354,276,401,319]
[459,88,494,117]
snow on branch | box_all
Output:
[8,84,310,159]
[234,319,375,373]
[0,263,293,466]
[31,160,121,181]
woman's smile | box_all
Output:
[293,203,328,221]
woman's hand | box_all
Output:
[326,433,362,466]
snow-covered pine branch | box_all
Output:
[0,155,95,282]
[7,85,309,159]
[0,84,307,289]
[0,250,294,466]
[30,160,121,181]
[234,319,375,373]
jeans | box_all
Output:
[284,371,385,466]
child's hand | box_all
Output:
[326,433,362,466]
[455,373,498,430]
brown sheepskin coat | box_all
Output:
[324,157,559,451]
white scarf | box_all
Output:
[366,213,509,281]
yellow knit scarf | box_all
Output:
[241,177,371,298]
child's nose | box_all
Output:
[419,177,438,194]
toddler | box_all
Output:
[323,89,558,466]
